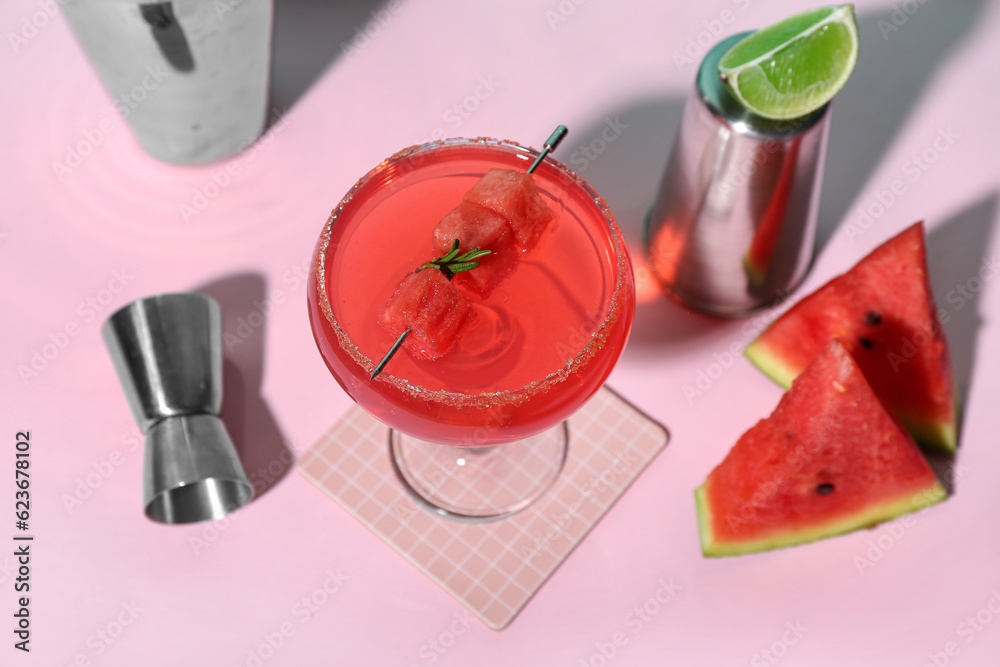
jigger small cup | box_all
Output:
[103,292,252,523]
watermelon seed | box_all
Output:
[816,483,835,495]
[865,311,882,325]
[859,336,873,350]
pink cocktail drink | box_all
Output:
[308,138,634,446]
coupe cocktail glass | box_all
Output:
[308,137,634,520]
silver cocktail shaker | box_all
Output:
[644,32,831,317]
[63,0,272,164]
[103,293,252,523]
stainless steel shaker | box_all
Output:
[63,0,273,164]
[644,32,831,317]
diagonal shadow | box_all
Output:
[557,97,728,348]
[925,193,998,489]
[197,273,293,500]
[817,0,986,252]
[564,98,686,244]
[268,0,393,119]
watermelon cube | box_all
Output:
[462,169,553,250]
[432,201,519,297]
[378,269,473,360]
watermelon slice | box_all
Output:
[745,222,957,452]
[378,269,473,360]
[696,340,947,557]
[432,201,519,298]
[462,168,554,250]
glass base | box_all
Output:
[390,423,569,522]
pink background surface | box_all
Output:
[3,0,1000,665]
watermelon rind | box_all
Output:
[744,338,797,389]
[696,480,946,557]
[904,413,958,454]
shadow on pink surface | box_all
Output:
[268,0,395,124]
[819,0,986,251]
[198,272,293,500]
[553,97,728,350]
[926,191,998,490]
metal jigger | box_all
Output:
[103,293,252,524]
[644,32,832,317]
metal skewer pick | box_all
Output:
[370,125,568,380]
[527,125,568,174]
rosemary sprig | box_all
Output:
[416,239,491,279]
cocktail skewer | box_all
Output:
[527,125,568,174]
[370,125,568,380]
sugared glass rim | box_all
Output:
[314,136,632,409]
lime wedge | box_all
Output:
[718,4,859,120]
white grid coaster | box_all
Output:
[297,386,669,630]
